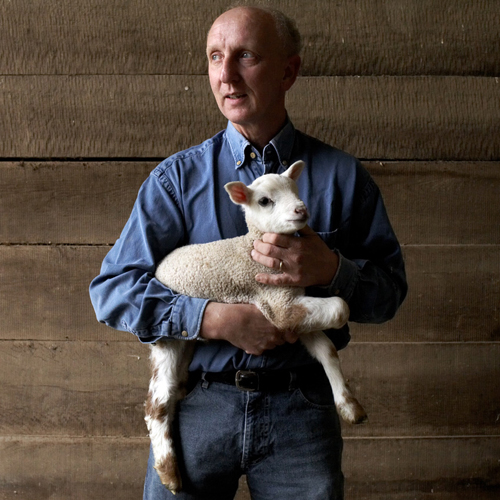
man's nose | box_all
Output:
[221,58,240,83]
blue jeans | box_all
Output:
[144,371,344,499]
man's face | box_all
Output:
[206,8,299,146]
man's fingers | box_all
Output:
[260,232,290,247]
[252,239,282,259]
[254,272,298,286]
[251,249,282,270]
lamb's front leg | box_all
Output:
[294,296,350,332]
[257,293,349,334]
[145,340,196,494]
[300,331,367,424]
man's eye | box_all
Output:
[241,51,253,59]
[258,197,272,207]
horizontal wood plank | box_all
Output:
[367,161,500,246]
[1,245,499,343]
[1,161,499,246]
[340,343,500,437]
[0,245,123,342]
[0,436,498,499]
[0,341,498,438]
[1,75,499,160]
[0,162,152,245]
[294,76,500,161]
[0,341,150,437]
[351,244,500,343]
[343,437,500,499]
[1,0,499,76]
[0,436,148,500]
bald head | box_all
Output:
[210,6,302,58]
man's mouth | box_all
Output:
[225,93,247,100]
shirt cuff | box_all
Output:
[323,250,359,302]
[161,295,209,340]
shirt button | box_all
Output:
[282,160,288,167]
[236,161,242,166]
[250,152,256,159]
[181,330,189,338]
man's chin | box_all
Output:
[221,107,254,124]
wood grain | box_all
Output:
[351,244,500,343]
[1,161,499,245]
[0,341,149,438]
[0,245,117,342]
[0,436,148,500]
[0,436,498,499]
[343,437,500,499]
[0,341,498,438]
[340,342,500,437]
[0,162,152,245]
[1,0,499,76]
[367,161,500,246]
[1,76,498,160]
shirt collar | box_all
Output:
[225,120,296,171]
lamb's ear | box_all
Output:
[282,160,305,182]
[225,181,252,206]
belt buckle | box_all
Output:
[235,370,259,392]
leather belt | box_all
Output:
[197,364,327,393]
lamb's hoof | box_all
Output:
[154,459,182,494]
[337,396,368,425]
[330,298,350,329]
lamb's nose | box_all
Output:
[295,206,309,218]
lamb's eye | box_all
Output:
[258,197,272,207]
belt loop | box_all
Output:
[288,370,298,391]
[201,372,210,389]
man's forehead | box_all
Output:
[210,7,272,29]
[207,8,277,48]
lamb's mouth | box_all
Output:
[288,217,309,224]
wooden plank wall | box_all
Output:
[1,0,499,498]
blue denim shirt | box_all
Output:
[89,121,407,372]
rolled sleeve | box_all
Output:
[327,251,360,302]
[161,295,210,341]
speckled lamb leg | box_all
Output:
[145,340,196,493]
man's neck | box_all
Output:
[231,116,288,153]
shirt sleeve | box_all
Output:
[311,166,407,324]
[89,171,209,343]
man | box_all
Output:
[90,6,407,500]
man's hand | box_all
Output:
[199,302,299,355]
[251,225,339,287]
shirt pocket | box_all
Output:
[316,218,351,250]
[316,229,338,249]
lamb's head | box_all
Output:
[224,161,309,235]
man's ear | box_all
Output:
[225,181,252,205]
[282,54,301,91]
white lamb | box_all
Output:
[145,160,367,493]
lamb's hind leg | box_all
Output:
[145,340,196,494]
[300,331,367,424]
